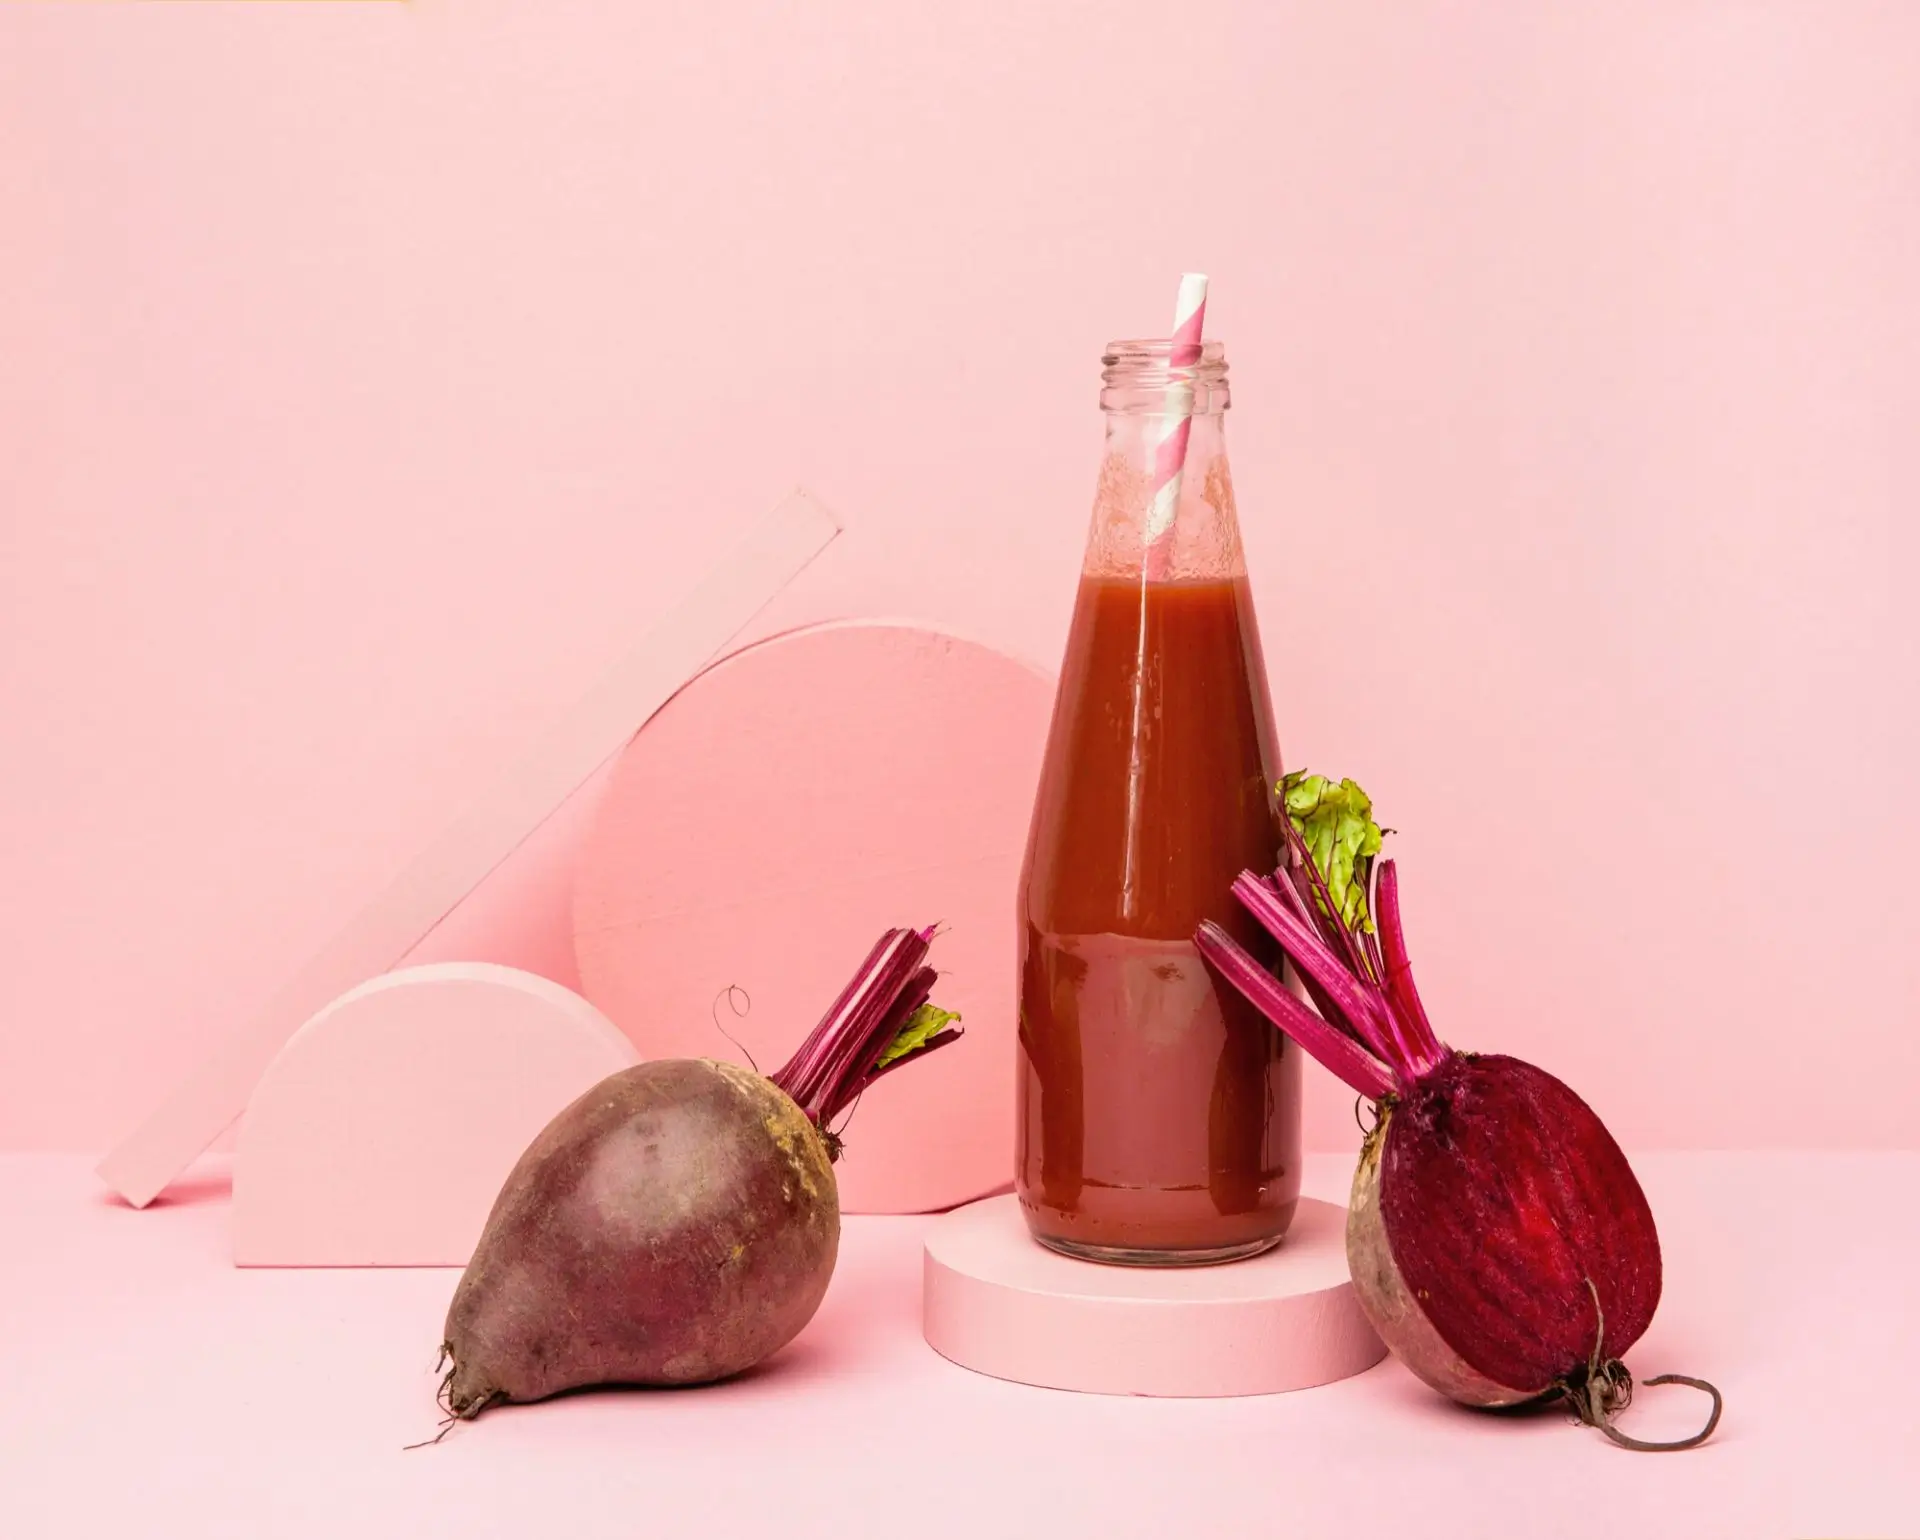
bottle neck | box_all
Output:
[1086,401,1243,583]
[1086,338,1242,583]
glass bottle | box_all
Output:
[1015,337,1301,1265]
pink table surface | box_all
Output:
[3,1153,1915,1540]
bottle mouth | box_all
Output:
[1100,339,1230,415]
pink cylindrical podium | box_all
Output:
[923,1195,1385,1397]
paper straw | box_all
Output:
[1143,271,1210,572]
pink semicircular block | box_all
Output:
[572,621,1053,1214]
[232,963,637,1267]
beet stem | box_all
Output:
[810,966,935,1126]
[1256,873,1370,1029]
[1374,859,1448,1075]
[1195,922,1398,1098]
[1278,815,1377,982]
[770,926,962,1134]
[1257,867,1316,926]
[773,929,927,1117]
[1358,896,1387,993]
[1232,872,1409,1068]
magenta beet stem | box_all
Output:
[1251,873,1365,1038]
[1275,816,1376,983]
[1195,922,1398,1099]
[1374,859,1446,1074]
[771,927,956,1128]
[1211,858,1457,1091]
[1230,873,1407,1065]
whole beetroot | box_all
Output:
[434,927,959,1422]
[1196,774,1721,1452]
[441,1060,835,1415]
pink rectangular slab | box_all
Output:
[96,491,840,1208]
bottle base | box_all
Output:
[1031,1231,1285,1268]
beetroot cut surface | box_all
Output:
[1376,1053,1661,1392]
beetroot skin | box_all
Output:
[432,926,961,1425]
[442,1060,836,1416]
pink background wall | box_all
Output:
[3,3,1915,1155]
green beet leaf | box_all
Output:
[1280,770,1385,934]
[875,1004,961,1070]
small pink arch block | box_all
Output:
[573,621,1053,1214]
[232,964,637,1267]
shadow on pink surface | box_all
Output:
[95,1158,233,1212]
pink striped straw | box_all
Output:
[1143,272,1210,580]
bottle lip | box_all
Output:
[1102,338,1228,366]
[1100,338,1230,415]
